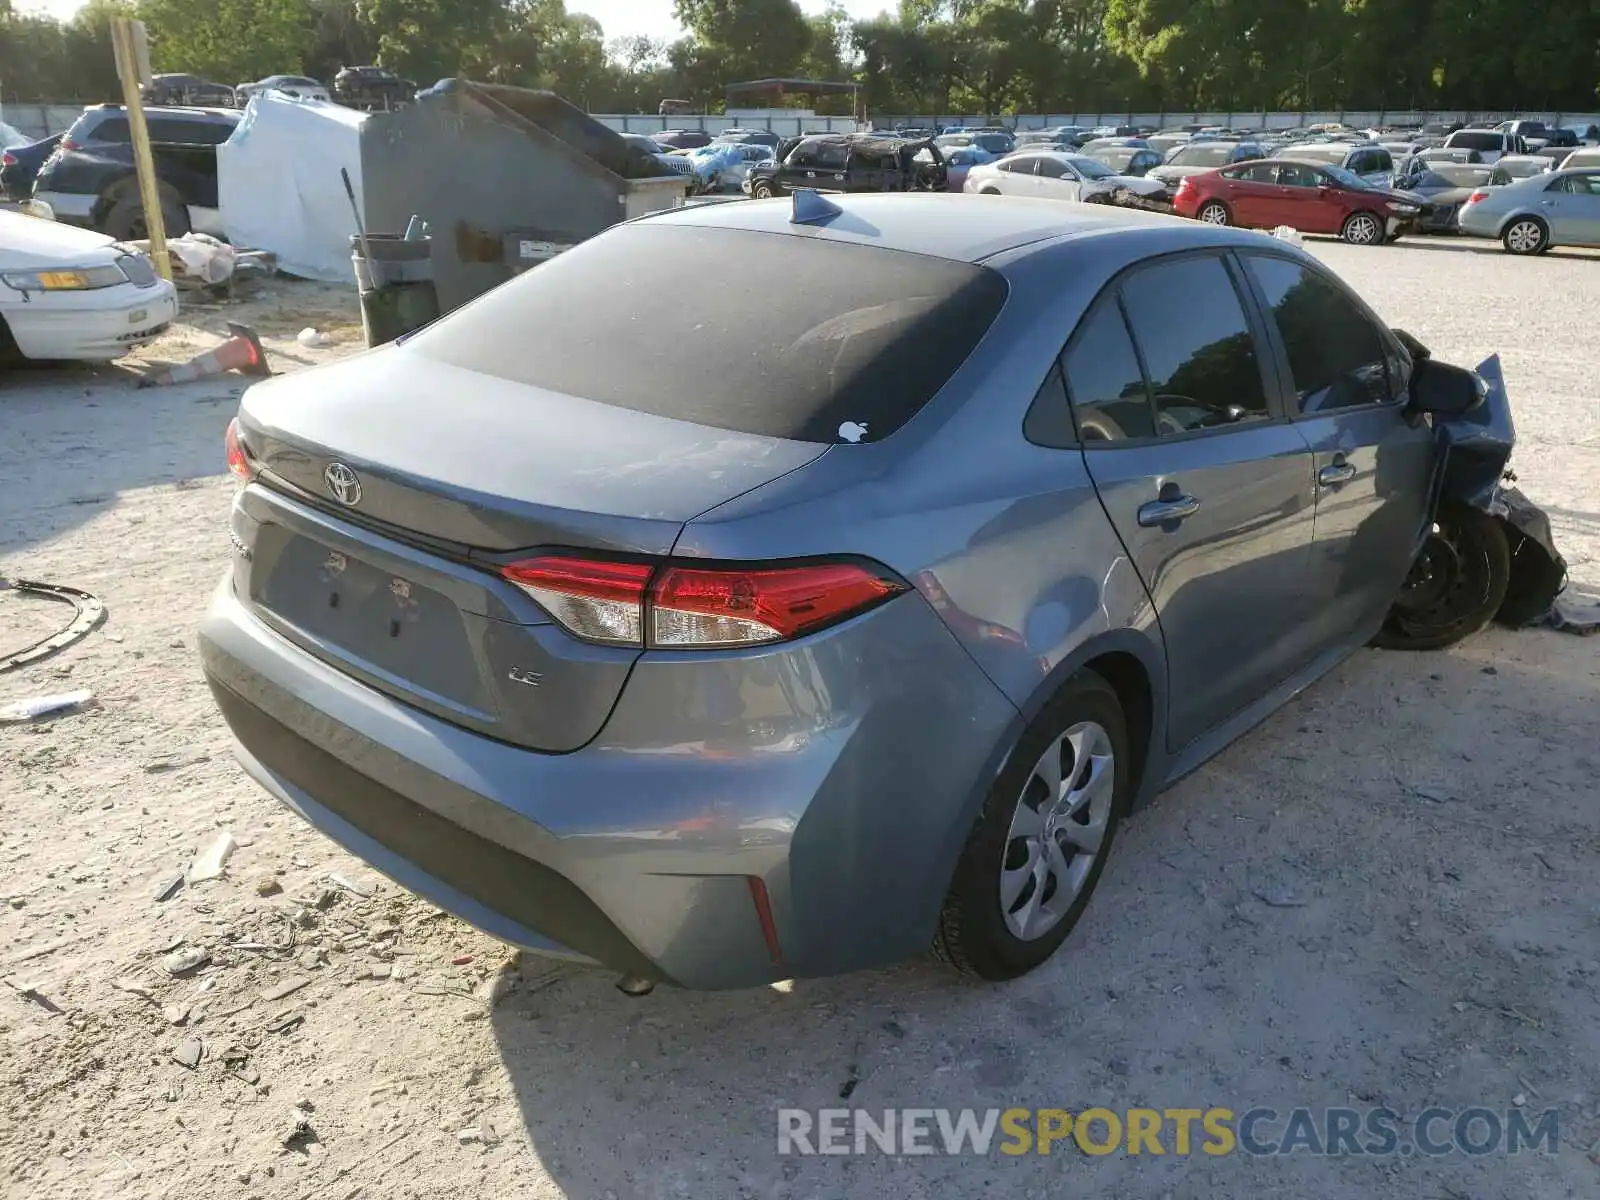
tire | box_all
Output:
[1502,216,1547,255]
[1374,503,1511,651]
[979,187,1001,195]
[1341,211,1384,245]
[751,180,775,199]
[1197,200,1230,225]
[933,671,1130,981]
[102,192,190,241]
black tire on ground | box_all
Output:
[751,180,775,199]
[933,671,1130,981]
[1373,503,1511,651]
[101,193,190,241]
[1341,210,1385,245]
[1196,200,1230,225]
[979,187,1001,195]
[1501,216,1548,255]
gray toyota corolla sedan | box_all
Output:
[201,192,1498,989]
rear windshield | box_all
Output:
[1169,144,1233,167]
[1449,131,1503,151]
[409,224,1009,443]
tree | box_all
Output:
[672,0,813,82]
[134,0,315,84]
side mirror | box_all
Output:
[1407,358,1487,417]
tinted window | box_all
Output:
[1061,301,1154,443]
[1037,156,1070,179]
[998,155,1037,174]
[1449,131,1503,151]
[1276,163,1322,188]
[84,117,131,143]
[147,118,234,145]
[1553,172,1600,195]
[1022,363,1074,445]
[409,224,1009,444]
[1120,256,1269,434]
[1225,163,1276,182]
[1245,256,1389,413]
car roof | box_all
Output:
[638,191,1260,264]
[83,104,238,120]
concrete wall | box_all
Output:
[0,103,92,139]
[877,110,1600,132]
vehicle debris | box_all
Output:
[261,977,311,1002]
[0,579,105,673]
[265,1009,305,1034]
[163,947,209,975]
[172,1038,203,1069]
[152,872,186,903]
[187,832,237,883]
[327,872,372,898]
[0,689,94,723]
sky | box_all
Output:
[23,0,894,44]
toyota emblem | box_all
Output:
[324,462,361,506]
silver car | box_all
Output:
[201,194,1506,989]
[1458,166,1600,253]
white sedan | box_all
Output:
[962,150,1169,203]
[0,211,177,362]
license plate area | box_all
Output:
[250,525,490,710]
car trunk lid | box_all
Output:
[234,347,827,751]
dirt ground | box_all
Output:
[1,245,1598,1200]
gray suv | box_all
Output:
[201,195,1514,989]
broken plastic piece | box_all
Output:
[0,689,93,723]
[187,832,238,883]
[0,580,105,672]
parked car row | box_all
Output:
[137,67,408,111]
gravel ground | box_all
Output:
[1,242,1598,1200]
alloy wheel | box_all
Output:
[1506,220,1543,253]
[999,721,1115,941]
[1345,213,1380,244]
[1199,203,1228,224]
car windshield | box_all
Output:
[1169,144,1233,167]
[1321,164,1369,189]
[407,223,1010,444]
[1093,149,1137,169]
[1065,155,1114,179]
[1426,165,1493,187]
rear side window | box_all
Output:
[1120,256,1270,434]
[1449,131,1502,152]
[1057,301,1153,442]
[146,118,234,145]
[82,116,131,143]
[408,224,1008,444]
[1245,256,1390,412]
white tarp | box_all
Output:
[218,92,369,282]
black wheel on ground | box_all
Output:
[1341,210,1384,245]
[1196,200,1230,225]
[933,671,1130,981]
[1501,216,1547,255]
[979,187,1001,195]
[1373,503,1511,651]
[101,192,190,241]
[750,180,776,199]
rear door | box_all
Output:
[1069,252,1320,750]
[997,154,1041,196]
[1220,163,1279,225]
[1237,252,1434,645]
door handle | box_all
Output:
[1318,461,1357,487]
[1137,494,1201,527]
[1539,199,1555,206]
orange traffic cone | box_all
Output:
[138,322,271,388]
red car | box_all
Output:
[1172,158,1427,245]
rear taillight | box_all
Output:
[1,153,14,167]
[501,556,653,646]
[1466,190,1489,205]
[224,417,253,481]
[59,138,78,152]
[1175,176,1195,193]
[500,555,907,649]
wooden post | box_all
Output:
[109,17,172,282]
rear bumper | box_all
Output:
[200,574,1019,988]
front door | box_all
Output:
[1238,252,1435,644]
[1542,171,1600,244]
[997,153,1041,196]
[1036,155,1082,201]
[1067,252,1319,750]
[1271,163,1343,233]
[1222,163,1280,226]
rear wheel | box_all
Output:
[1197,200,1230,225]
[1341,211,1384,245]
[934,672,1129,981]
[1502,216,1547,255]
[979,187,1001,196]
[751,180,776,200]
[102,192,190,241]
[1374,504,1511,651]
